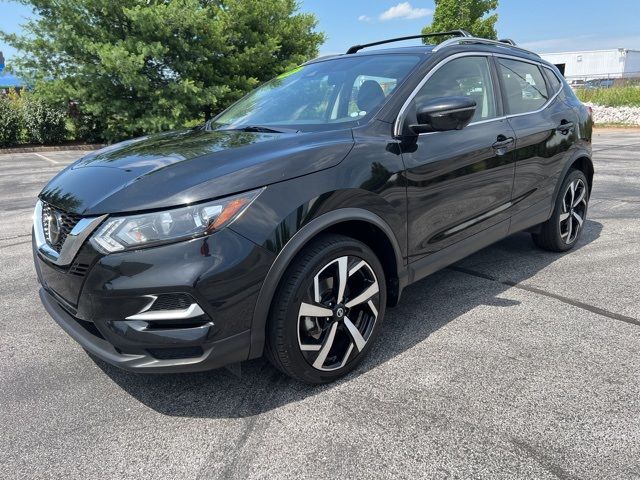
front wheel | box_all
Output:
[532,169,589,252]
[265,234,386,384]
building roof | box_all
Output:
[0,72,26,88]
[541,49,640,56]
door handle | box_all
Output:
[492,135,514,153]
[556,121,574,134]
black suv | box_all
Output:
[33,31,593,383]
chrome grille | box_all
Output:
[41,203,82,253]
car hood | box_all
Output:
[40,128,354,215]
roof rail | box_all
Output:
[433,36,540,58]
[346,30,472,54]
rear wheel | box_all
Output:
[532,169,589,252]
[266,234,386,384]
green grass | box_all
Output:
[576,86,640,107]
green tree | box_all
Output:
[422,0,498,41]
[1,0,324,142]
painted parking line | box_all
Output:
[33,152,59,165]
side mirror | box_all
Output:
[410,96,477,133]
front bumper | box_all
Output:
[39,287,252,373]
[34,228,275,373]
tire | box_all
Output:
[532,169,589,252]
[265,234,387,384]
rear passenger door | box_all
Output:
[496,56,578,231]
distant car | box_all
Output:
[33,31,593,384]
[585,79,614,89]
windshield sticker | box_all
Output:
[277,66,304,79]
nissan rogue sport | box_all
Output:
[33,31,593,384]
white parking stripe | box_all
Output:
[33,152,59,164]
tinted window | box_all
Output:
[414,56,496,122]
[212,54,422,132]
[349,75,399,117]
[545,67,563,93]
[497,58,549,114]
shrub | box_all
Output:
[576,86,640,107]
[71,113,106,143]
[22,98,67,144]
[0,98,22,148]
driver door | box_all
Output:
[400,55,517,258]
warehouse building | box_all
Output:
[540,49,640,86]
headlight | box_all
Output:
[90,188,263,254]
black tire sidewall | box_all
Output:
[540,169,589,252]
[269,236,387,384]
[558,170,589,248]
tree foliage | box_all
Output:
[1,0,325,142]
[422,0,498,41]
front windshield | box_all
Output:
[211,54,422,132]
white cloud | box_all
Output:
[358,14,372,22]
[379,2,432,21]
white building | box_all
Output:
[540,49,640,81]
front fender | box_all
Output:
[237,207,405,359]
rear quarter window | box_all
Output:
[544,67,563,94]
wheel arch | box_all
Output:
[552,151,594,205]
[247,208,406,359]
[570,155,594,193]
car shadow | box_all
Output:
[95,220,603,419]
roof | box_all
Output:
[306,33,544,67]
[306,45,435,65]
[307,41,542,67]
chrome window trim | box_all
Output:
[393,52,495,136]
[394,51,563,136]
[494,55,563,119]
[409,116,509,137]
[33,200,107,267]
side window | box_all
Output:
[414,56,497,123]
[497,58,549,115]
[544,67,563,93]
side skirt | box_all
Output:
[408,218,510,285]
[509,198,554,235]
[403,198,553,294]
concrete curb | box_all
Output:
[0,144,105,154]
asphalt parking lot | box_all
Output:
[1,130,639,479]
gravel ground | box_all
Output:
[587,102,640,125]
[1,131,639,479]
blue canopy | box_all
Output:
[0,72,25,88]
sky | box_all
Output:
[1,0,640,64]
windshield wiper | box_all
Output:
[229,125,300,134]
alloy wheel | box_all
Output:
[559,178,587,244]
[297,256,380,372]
